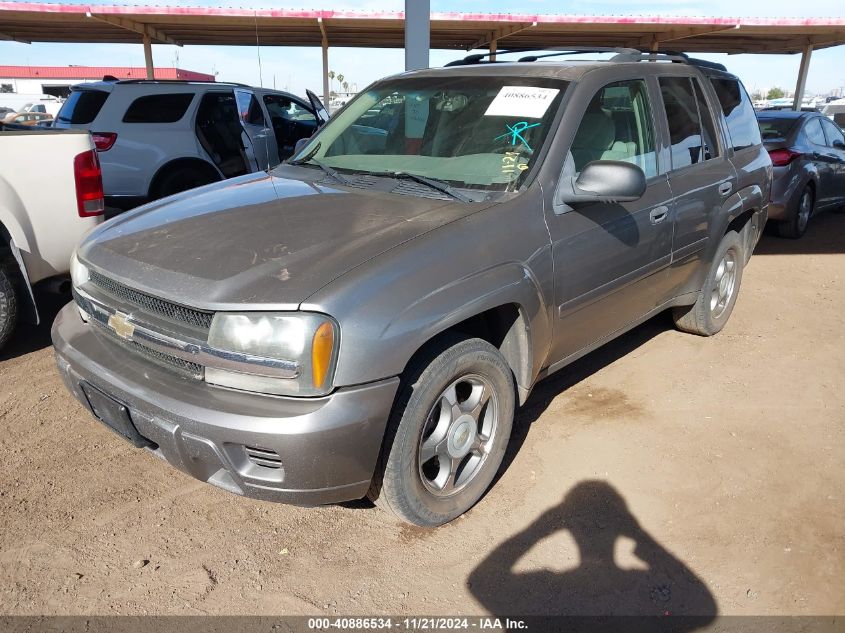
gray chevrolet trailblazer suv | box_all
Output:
[53,50,771,527]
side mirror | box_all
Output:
[558,160,647,205]
[833,139,845,150]
[293,136,312,156]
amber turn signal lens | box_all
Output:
[311,321,335,389]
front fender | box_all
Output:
[302,192,555,399]
[0,177,35,254]
[379,262,550,399]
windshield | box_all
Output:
[286,76,568,191]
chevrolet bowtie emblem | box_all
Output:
[107,311,135,340]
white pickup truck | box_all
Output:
[0,126,104,349]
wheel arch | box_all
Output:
[0,221,38,324]
[715,183,766,262]
[375,264,549,406]
[147,157,221,200]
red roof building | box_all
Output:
[0,65,214,81]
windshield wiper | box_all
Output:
[286,143,351,186]
[368,171,472,203]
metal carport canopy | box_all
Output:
[1,3,844,53]
[1,3,843,109]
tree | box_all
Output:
[337,73,345,89]
[767,87,785,100]
[751,90,764,101]
[342,81,349,93]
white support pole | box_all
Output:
[405,0,430,71]
[489,38,497,62]
[143,34,154,79]
[792,44,813,111]
[322,43,330,110]
[318,17,330,111]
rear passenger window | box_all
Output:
[122,93,194,123]
[804,119,826,146]
[57,89,109,124]
[659,77,718,170]
[710,78,761,151]
[821,119,845,147]
[570,79,658,178]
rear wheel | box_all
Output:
[778,185,814,239]
[152,165,218,200]
[0,257,19,351]
[369,336,515,527]
[673,231,744,337]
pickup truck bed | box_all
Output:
[0,127,103,348]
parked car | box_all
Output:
[757,110,845,238]
[54,50,770,526]
[822,98,845,127]
[0,127,104,349]
[2,111,54,126]
[0,93,63,117]
[53,80,328,211]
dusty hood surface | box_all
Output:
[79,170,486,309]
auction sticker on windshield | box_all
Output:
[485,86,560,118]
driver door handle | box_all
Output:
[649,205,669,225]
[718,182,733,197]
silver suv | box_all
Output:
[53,50,771,527]
[54,79,328,211]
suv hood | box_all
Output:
[79,171,485,309]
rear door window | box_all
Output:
[659,76,719,170]
[122,93,194,123]
[57,89,109,124]
[710,78,762,151]
[804,119,826,146]
[821,119,845,147]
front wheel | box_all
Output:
[369,336,515,527]
[673,230,745,337]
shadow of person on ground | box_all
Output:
[468,481,716,628]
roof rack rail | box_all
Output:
[444,47,727,72]
[115,79,250,87]
[444,46,639,66]
[610,50,727,71]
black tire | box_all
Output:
[673,231,745,337]
[369,335,515,527]
[777,185,814,239]
[0,257,19,351]
[152,165,218,200]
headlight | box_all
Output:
[70,251,89,288]
[205,312,338,397]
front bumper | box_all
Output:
[52,303,399,506]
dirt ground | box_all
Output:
[1,213,843,618]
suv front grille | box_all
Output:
[73,288,204,379]
[89,270,213,330]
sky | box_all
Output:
[1,0,844,98]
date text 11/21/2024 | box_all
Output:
[307,617,529,630]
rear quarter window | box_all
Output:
[710,78,762,151]
[122,93,195,123]
[57,89,109,124]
